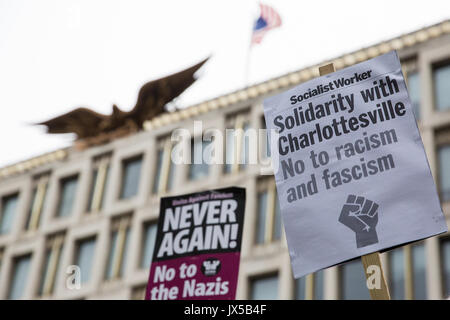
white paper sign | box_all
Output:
[263,51,448,278]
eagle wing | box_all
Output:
[37,107,108,139]
[131,57,209,124]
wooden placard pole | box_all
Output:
[361,252,391,300]
[318,63,391,300]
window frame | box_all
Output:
[294,271,324,300]
[187,137,211,181]
[0,192,19,235]
[224,111,251,174]
[73,236,97,284]
[255,178,282,245]
[55,174,79,218]
[87,154,111,213]
[248,271,279,300]
[402,59,420,121]
[387,242,427,300]
[433,59,450,112]
[38,233,65,297]
[339,259,371,300]
[25,174,50,231]
[260,115,271,159]
[119,155,143,200]
[0,248,3,275]
[440,236,450,299]
[140,220,158,270]
[8,253,33,300]
[152,136,175,195]
[435,134,450,202]
[105,215,132,281]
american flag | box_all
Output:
[251,3,282,45]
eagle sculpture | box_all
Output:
[37,58,208,147]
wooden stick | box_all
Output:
[319,63,391,300]
[318,63,336,76]
[361,252,391,300]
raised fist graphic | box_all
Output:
[339,195,379,248]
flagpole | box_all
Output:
[244,3,256,88]
[244,41,253,87]
[245,2,282,87]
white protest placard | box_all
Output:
[263,51,448,278]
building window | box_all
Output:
[340,259,370,300]
[389,247,404,300]
[188,139,211,181]
[0,193,19,235]
[131,285,147,300]
[402,60,420,120]
[260,116,271,159]
[105,215,131,280]
[75,236,96,284]
[38,233,64,296]
[249,273,279,300]
[56,175,78,217]
[440,238,450,299]
[0,249,3,278]
[8,253,32,299]
[141,221,157,269]
[224,111,251,174]
[255,178,282,245]
[438,145,450,202]
[120,156,142,199]
[25,174,49,231]
[388,243,427,300]
[295,271,324,300]
[87,154,111,213]
[434,62,450,111]
[153,136,176,194]
[407,72,420,120]
[411,243,427,299]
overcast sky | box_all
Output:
[0,0,449,167]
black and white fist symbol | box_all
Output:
[339,195,379,248]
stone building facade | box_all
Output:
[0,20,450,300]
